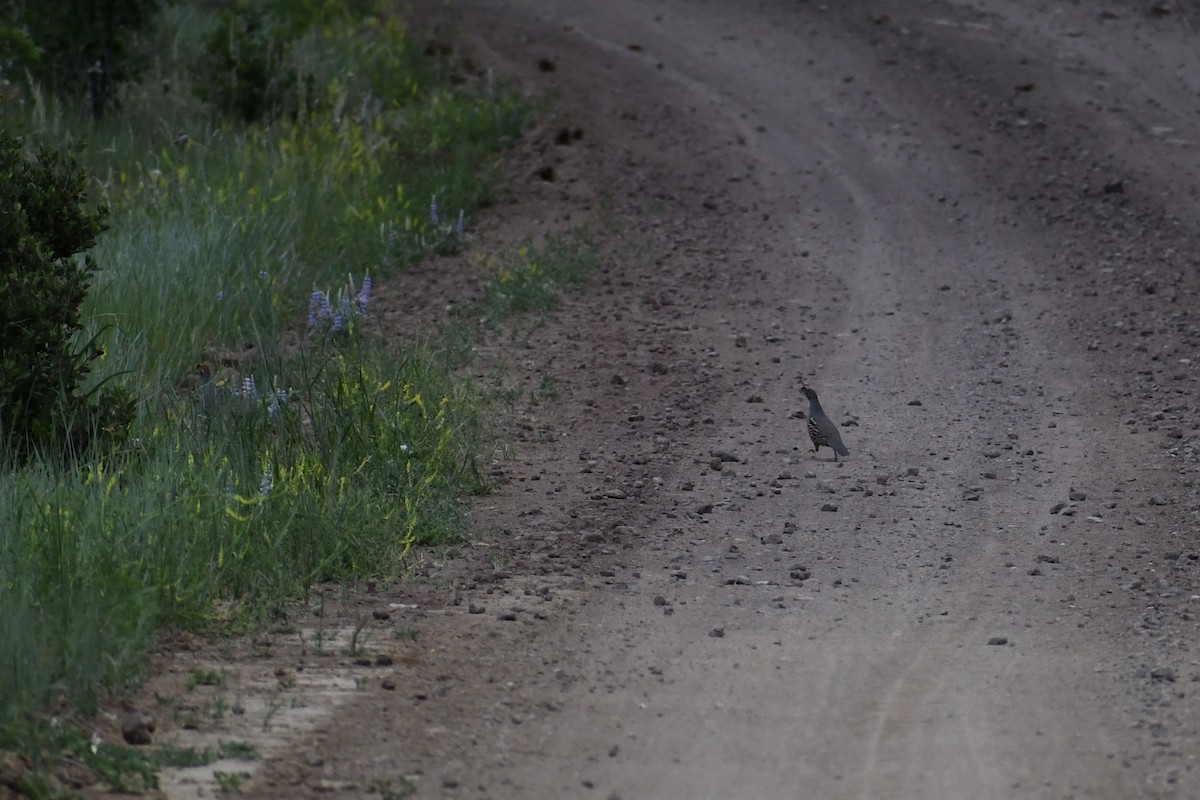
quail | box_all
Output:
[801,386,849,461]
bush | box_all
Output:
[0,133,116,459]
[196,1,314,123]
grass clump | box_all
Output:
[477,230,598,323]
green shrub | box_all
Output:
[196,1,315,123]
[0,133,118,459]
[4,0,164,119]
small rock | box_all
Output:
[905,467,919,477]
[582,531,606,543]
[372,609,391,621]
[1069,488,1087,502]
[375,653,394,667]
[761,532,784,545]
[987,637,1008,646]
[1151,667,1177,683]
[711,449,739,462]
[468,602,486,614]
[1050,501,1067,514]
[726,576,752,585]
[652,595,668,606]
[1148,495,1169,506]
[381,678,396,691]
[121,712,155,746]
[696,502,714,515]
[709,458,724,471]
[907,399,923,406]
[820,503,838,512]
[708,627,725,638]
[1035,554,1060,564]
[962,488,983,501]
[734,334,748,348]
[499,611,518,621]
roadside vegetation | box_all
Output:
[0,0,594,794]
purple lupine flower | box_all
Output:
[455,210,465,236]
[259,469,273,495]
[340,294,351,319]
[242,375,259,400]
[357,275,373,312]
[430,195,440,226]
[321,292,333,320]
[267,389,288,417]
[332,313,344,334]
[308,290,323,327]
[259,270,269,280]
[216,290,225,302]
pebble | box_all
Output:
[962,488,983,501]
[696,502,714,514]
[820,503,838,512]
[708,627,725,638]
[1151,667,1177,683]
[468,602,486,614]
[381,678,396,691]
[1069,488,1087,501]
[761,532,784,545]
[372,609,391,621]
[987,637,1009,646]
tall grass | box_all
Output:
[0,0,525,771]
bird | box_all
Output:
[801,386,848,461]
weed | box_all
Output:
[262,691,284,732]
[214,770,251,794]
[348,616,372,657]
[535,372,560,402]
[219,740,260,761]
[476,230,597,324]
[185,669,227,691]
[368,776,418,800]
[393,627,421,642]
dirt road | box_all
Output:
[152,2,1200,798]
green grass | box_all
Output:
[476,230,599,324]
[0,0,529,790]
